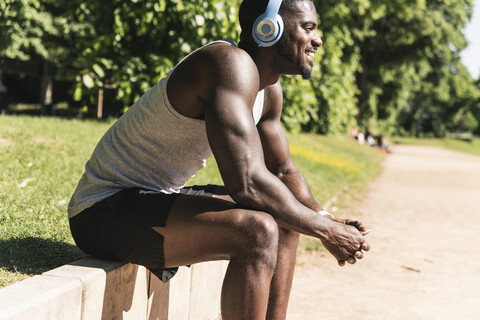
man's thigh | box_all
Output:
[155,191,275,269]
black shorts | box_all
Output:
[69,185,217,282]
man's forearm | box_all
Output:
[277,166,323,213]
[228,167,332,239]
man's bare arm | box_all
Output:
[256,83,370,265]
[203,49,366,263]
[257,82,322,213]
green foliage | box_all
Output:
[310,22,360,134]
[0,0,93,63]
[58,0,243,111]
[0,0,56,59]
[1,0,479,135]
[453,110,478,133]
[1,0,241,113]
[352,0,480,137]
[280,75,319,133]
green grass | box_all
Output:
[0,115,113,287]
[0,115,386,287]
[392,136,480,157]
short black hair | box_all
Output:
[238,0,312,49]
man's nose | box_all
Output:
[312,33,323,48]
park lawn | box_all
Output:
[0,115,115,287]
[392,136,480,157]
[0,115,386,288]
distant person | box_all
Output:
[378,135,391,153]
[357,131,366,145]
[365,124,375,146]
[68,1,370,319]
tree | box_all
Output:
[354,0,476,136]
[1,0,478,135]
[1,0,242,114]
[57,0,243,113]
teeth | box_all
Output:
[306,52,315,57]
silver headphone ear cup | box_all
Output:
[257,19,276,38]
[252,14,284,47]
[252,0,283,46]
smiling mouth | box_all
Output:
[305,48,317,58]
[306,51,315,58]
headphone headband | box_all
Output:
[264,0,283,20]
[252,0,284,47]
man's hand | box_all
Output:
[321,218,371,266]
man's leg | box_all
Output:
[266,227,300,320]
[210,186,300,319]
[154,195,279,320]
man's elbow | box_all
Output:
[272,164,298,181]
[229,186,256,206]
[227,180,262,208]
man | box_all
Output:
[68,0,370,319]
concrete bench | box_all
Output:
[0,257,228,320]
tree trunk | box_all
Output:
[356,58,368,124]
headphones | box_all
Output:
[252,0,284,47]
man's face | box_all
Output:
[273,1,322,79]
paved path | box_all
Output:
[287,145,480,320]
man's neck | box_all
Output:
[241,44,281,90]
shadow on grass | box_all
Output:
[0,237,86,275]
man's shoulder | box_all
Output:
[193,43,259,85]
[197,42,253,65]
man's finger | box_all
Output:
[344,219,360,227]
[346,257,356,264]
[361,242,370,251]
[338,260,345,266]
[345,219,369,234]
[354,251,364,259]
[360,228,370,236]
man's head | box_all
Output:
[239,0,322,79]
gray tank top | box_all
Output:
[68,40,265,218]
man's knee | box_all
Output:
[234,210,279,266]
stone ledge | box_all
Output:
[0,258,228,320]
[44,258,149,319]
[0,274,82,320]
